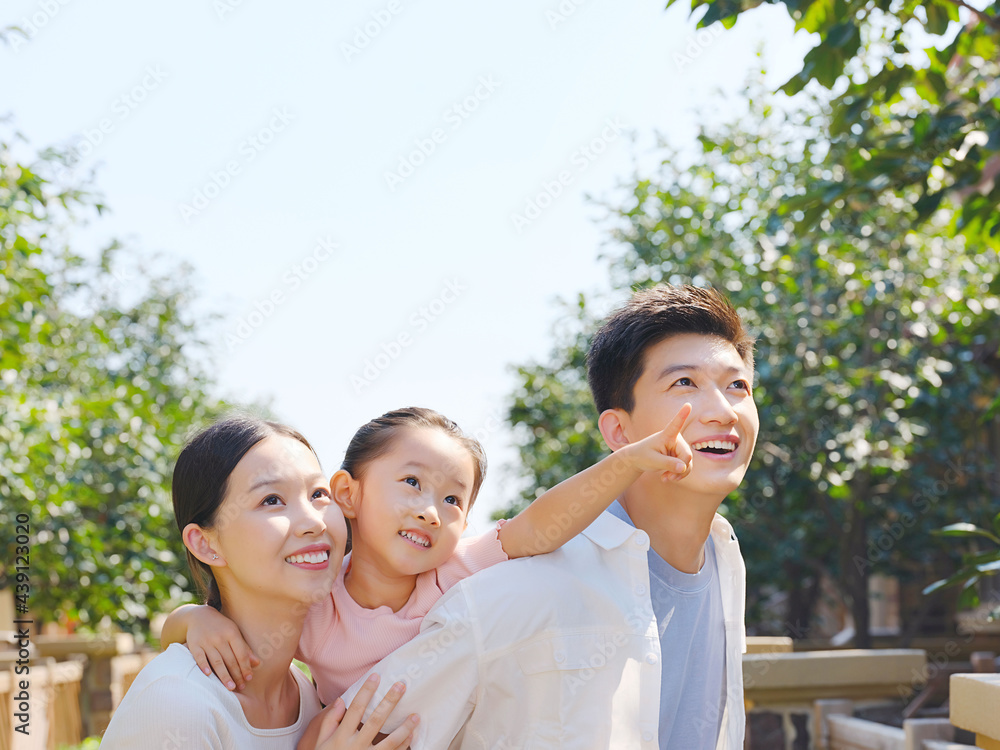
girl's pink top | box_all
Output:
[296,521,508,705]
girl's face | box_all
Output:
[342,426,475,578]
[205,435,347,608]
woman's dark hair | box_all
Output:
[172,415,315,610]
[341,407,487,511]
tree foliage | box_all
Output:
[668,0,1000,243]
[499,87,1000,645]
[1,134,228,634]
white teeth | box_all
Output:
[693,440,737,451]
[399,531,430,547]
[285,551,330,564]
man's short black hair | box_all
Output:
[587,285,755,414]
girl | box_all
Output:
[162,405,691,707]
[101,416,418,749]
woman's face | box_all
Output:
[206,434,347,608]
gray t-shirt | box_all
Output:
[609,501,726,750]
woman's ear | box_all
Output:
[183,523,224,566]
[331,469,359,519]
[597,409,633,452]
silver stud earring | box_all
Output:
[213,554,219,560]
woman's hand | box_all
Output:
[298,674,419,750]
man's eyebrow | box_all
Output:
[655,364,747,380]
[402,461,469,490]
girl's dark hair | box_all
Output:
[172,415,315,610]
[341,407,487,510]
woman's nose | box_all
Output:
[296,499,327,534]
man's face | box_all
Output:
[624,333,758,498]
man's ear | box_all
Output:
[183,523,224,566]
[597,408,633,452]
[331,469,360,519]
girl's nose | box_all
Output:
[416,503,440,526]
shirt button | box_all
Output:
[642,731,654,742]
[646,653,659,665]
[635,584,647,596]
[553,650,566,664]
[633,532,650,550]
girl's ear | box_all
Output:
[331,469,360,519]
[597,409,633,452]
[183,523,224,566]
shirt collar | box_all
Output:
[592,501,740,551]
[581,507,644,551]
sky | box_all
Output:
[3,0,811,530]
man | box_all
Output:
[314,285,756,750]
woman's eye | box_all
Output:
[312,488,331,501]
[262,495,283,507]
[674,377,694,387]
[731,379,750,391]
[404,476,419,488]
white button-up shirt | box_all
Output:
[343,510,747,749]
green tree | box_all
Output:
[667,0,1000,244]
[1,133,229,634]
[499,88,1000,646]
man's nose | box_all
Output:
[701,388,738,424]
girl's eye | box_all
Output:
[404,476,419,488]
[444,495,461,507]
[262,495,283,507]
[312,488,331,501]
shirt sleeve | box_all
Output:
[99,676,227,750]
[435,519,508,593]
[340,586,480,750]
[295,592,336,663]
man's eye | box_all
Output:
[674,377,694,387]
[262,495,283,506]
[404,477,419,488]
[732,380,750,391]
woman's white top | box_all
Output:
[100,643,322,749]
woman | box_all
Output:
[100,416,419,749]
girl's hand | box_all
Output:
[305,674,419,750]
[187,606,260,691]
[619,403,694,481]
